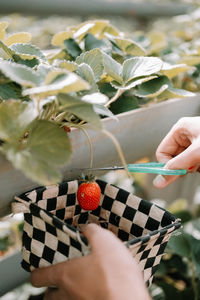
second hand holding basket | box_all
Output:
[13,179,181,286]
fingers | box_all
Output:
[153,174,179,189]
[83,223,126,254]
[156,118,192,164]
[156,128,182,163]
[44,288,58,300]
[83,223,112,251]
[154,143,199,188]
[31,264,61,287]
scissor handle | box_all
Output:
[127,162,187,175]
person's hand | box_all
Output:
[31,224,151,300]
[153,116,200,188]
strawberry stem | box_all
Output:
[102,129,131,178]
[70,124,93,169]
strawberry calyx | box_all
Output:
[78,173,95,184]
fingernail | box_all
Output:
[153,175,166,188]
[188,165,195,170]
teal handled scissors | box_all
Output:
[71,162,187,176]
[126,162,187,175]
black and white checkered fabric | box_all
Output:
[13,179,181,285]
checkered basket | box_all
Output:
[12,179,181,286]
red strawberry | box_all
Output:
[77,181,101,211]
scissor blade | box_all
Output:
[62,166,125,180]
[68,166,124,172]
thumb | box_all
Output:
[83,223,123,253]
[153,144,196,188]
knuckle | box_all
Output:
[155,146,165,162]
[155,148,161,159]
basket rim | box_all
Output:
[125,220,181,247]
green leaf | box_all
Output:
[113,37,146,56]
[10,43,46,61]
[89,20,110,36]
[122,57,163,83]
[0,41,15,58]
[183,219,200,276]
[51,31,73,47]
[172,210,192,224]
[168,87,195,97]
[76,48,104,81]
[98,82,116,98]
[167,230,191,259]
[63,38,82,59]
[167,198,192,223]
[0,237,10,251]
[35,63,52,81]
[73,22,95,40]
[0,61,41,87]
[77,63,99,93]
[110,41,124,56]
[47,49,71,63]
[111,75,157,90]
[147,31,167,55]
[0,21,8,41]
[44,69,69,85]
[84,33,111,53]
[102,51,122,83]
[109,94,139,114]
[82,92,108,104]
[17,58,39,68]
[184,218,200,240]
[100,24,119,38]
[158,87,195,100]
[0,101,38,141]
[168,198,188,214]
[0,82,22,100]
[27,120,71,164]
[23,73,90,97]
[0,40,16,59]
[161,62,194,78]
[149,284,165,300]
[93,103,116,119]
[3,120,72,185]
[4,32,31,46]
[57,60,78,72]
[58,93,102,129]
[178,56,200,66]
[134,76,170,98]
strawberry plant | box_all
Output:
[149,199,200,300]
[132,6,200,93]
[0,19,195,185]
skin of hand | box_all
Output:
[153,116,200,188]
[31,223,151,300]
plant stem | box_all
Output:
[36,97,41,114]
[78,120,85,126]
[70,124,93,169]
[190,260,198,300]
[54,111,68,123]
[105,89,123,107]
[102,129,131,178]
